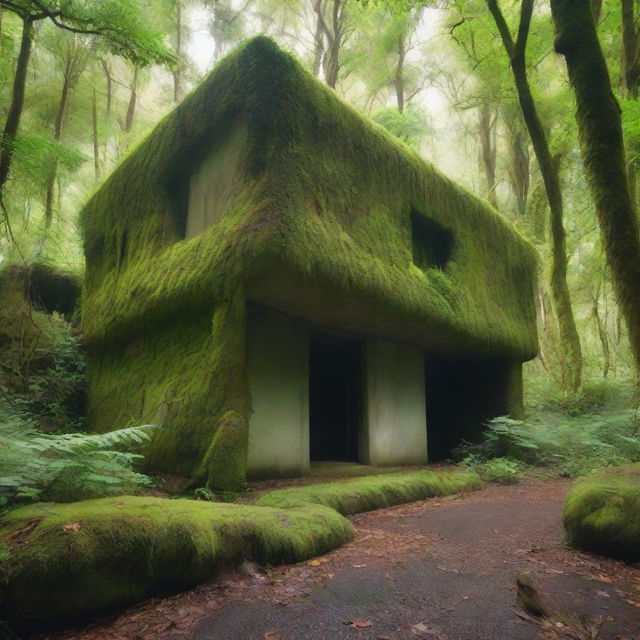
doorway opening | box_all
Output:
[425,354,518,461]
[309,331,363,462]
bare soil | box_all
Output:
[42,478,640,640]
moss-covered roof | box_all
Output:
[81,36,538,359]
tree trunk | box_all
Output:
[312,0,325,77]
[552,0,640,376]
[621,0,639,99]
[478,98,497,208]
[507,120,530,216]
[395,34,406,113]
[100,58,112,117]
[124,66,139,133]
[0,17,34,194]
[45,54,74,229]
[316,0,343,89]
[487,0,583,392]
[620,0,638,212]
[173,0,183,102]
[92,87,100,183]
[592,0,602,24]
[592,284,611,378]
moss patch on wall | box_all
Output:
[0,469,480,634]
[563,464,640,563]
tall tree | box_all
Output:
[486,0,583,392]
[44,35,89,229]
[313,0,349,88]
[551,0,640,375]
[0,0,174,199]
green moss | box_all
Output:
[199,411,249,491]
[0,468,481,633]
[0,496,352,633]
[80,36,538,481]
[254,469,482,514]
[563,464,640,562]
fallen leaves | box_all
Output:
[62,521,81,533]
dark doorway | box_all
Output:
[309,332,363,462]
[425,354,521,461]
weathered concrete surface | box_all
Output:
[247,308,309,479]
[364,338,427,466]
[185,126,247,238]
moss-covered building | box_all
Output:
[81,37,538,488]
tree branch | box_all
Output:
[485,0,515,58]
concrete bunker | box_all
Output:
[80,37,538,488]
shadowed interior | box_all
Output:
[309,332,363,462]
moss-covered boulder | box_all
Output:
[0,496,352,634]
[563,464,640,563]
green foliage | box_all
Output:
[463,456,523,484]
[371,106,430,150]
[456,411,640,478]
[0,407,156,510]
[0,0,176,66]
[10,328,87,433]
[563,464,640,563]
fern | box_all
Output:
[456,411,640,478]
[0,404,157,511]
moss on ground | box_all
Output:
[254,469,481,513]
[563,464,640,563]
[0,496,351,633]
[0,469,480,634]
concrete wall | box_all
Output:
[247,307,310,479]
[185,126,246,238]
[364,338,428,466]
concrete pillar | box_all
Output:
[246,308,309,479]
[364,338,427,466]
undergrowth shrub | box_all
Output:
[8,328,87,433]
[463,456,523,484]
[456,411,640,478]
[0,404,157,511]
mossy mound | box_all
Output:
[255,469,481,513]
[0,496,352,633]
[563,464,640,562]
[0,469,480,634]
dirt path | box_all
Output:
[44,479,640,640]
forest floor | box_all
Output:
[41,478,640,640]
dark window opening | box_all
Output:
[309,332,363,462]
[411,211,454,270]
